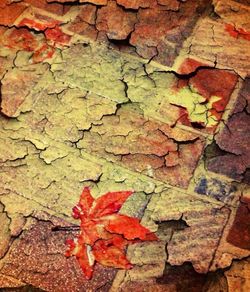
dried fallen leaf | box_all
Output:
[66,187,158,279]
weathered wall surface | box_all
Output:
[0,0,249,291]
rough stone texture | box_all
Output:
[1,217,117,292]
[68,4,98,39]
[0,2,27,26]
[141,190,231,273]
[47,0,108,4]
[182,16,250,76]
[213,0,250,31]
[129,0,209,66]
[67,0,210,66]
[225,257,250,292]
[194,176,238,205]
[1,64,48,117]
[77,103,205,188]
[0,0,249,291]
[160,58,238,133]
[117,0,153,9]
[206,77,250,183]
[0,204,11,260]
[24,0,70,15]
[96,1,137,40]
[50,43,237,133]
[226,197,250,250]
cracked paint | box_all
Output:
[0,0,249,291]
[77,103,205,188]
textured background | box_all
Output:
[0,0,249,291]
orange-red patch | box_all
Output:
[19,18,60,31]
[6,28,38,51]
[225,23,250,41]
[45,26,71,44]
[32,44,55,63]
[2,16,71,64]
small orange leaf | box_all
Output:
[66,187,158,280]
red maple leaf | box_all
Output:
[65,187,158,279]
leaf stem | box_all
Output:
[51,225,80,231]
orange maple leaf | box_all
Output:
[65,187,158,279]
